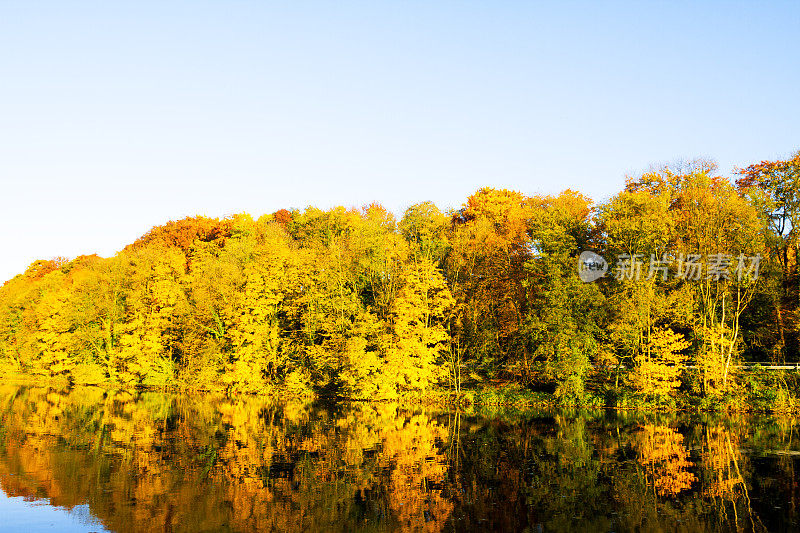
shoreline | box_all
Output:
[3,372,798,416]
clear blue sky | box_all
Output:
[2,1,799,282]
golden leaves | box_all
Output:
[636,424,696,496]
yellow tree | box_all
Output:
[116,246,187,386]
[32,270,77,378]
[350,203,407,320]
[226,232,290,392]
[598,188,678,370]
[183,239,241,386]
[399,201,450,265]
[667,170,762,394]
[0,259,68,375]
[59,255,127,383]
[0,256,123,383]
[627,327,690,403]
[386,257,454,393]
[285,206,391,394]
[622,165,764,396]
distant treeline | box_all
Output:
[2,153,799,407]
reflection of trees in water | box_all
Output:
[697,423,766,532]
[1,387,800,532]
[381,414,452,532]
[443,410,797,532]
[634,424,696,496]
[0,386,454,532]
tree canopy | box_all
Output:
[2,153,799,408]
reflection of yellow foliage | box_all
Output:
[636,424,696,496]
[0,385,790,532]
[381,414,453,533]
[702,426,745,499]
[0,386,459,533]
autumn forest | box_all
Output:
[2,154,800,411]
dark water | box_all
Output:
[0,386,798,532]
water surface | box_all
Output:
[1,386,798,532]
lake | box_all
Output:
[0,385,797,532]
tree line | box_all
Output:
[1,152,799,407]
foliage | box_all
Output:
[626,327,690,404]
[2,152,800,410]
